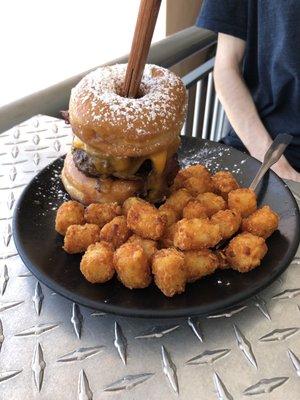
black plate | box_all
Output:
[13,137,300,318]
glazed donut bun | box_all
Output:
[69,64,186,157]
[62,63,187,205]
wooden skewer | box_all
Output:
[123,0,162,98]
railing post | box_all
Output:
[184,85,197,136]
[193,77,208,138]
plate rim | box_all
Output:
[12,139,300,318]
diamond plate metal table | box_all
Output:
[0,115,299,400]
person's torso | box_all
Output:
[244,0,300,142]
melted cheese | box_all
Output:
[110,157,131,172]
[149,150,167,174]
[73,136,85,150]
[73,137,168,176]
[72,136,176,201]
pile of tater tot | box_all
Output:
[55,164,279,297]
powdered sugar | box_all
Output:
[33,163,69,216]
[179,140,249,185]
[70,64,186,133]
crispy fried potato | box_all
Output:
[196,192,227,217]
[182,199,208,219]
[63,224,101,254]
[228,188,257,217]
[152,248,186,297]
[164,188,193,215]
[241,205,279,238]
[127,234,157,260]
[174,218,222,250]
[100,216,131,249]
[158,204,179,226]
[211,209,242,239]
[55,200,85,235]
[215,249,230,270]
[114,243,151,289]
[159,224,177,248]
[211,171,239,199]
[173,165,205,189]
[184,249,219,282]
[173,164,213,196]
[122,196,146,216]
[225,232,267,272]
[80,241,114,283]
[182,176,214,196]
[84,202,121,228]
[127,202,166,240]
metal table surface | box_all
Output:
[0,115,299,400]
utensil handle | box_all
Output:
[123,0,162,98]
[249,133,293,191]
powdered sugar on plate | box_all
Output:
[179,139,249,185]
[33,161,69,216]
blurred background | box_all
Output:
[1,0,202,107]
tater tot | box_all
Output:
[174,218,222,250]
[173,164,213,196]
[164,189,193,215]
[63,224,101,254]
[196,192,227,217]
[84,202,121,228]
[225,232,268,272]
[228,188,257,217]
[159,204,179,226]
[211,171,239,199]
[55,200,85,235]
[182,199,208,219]
[127,202,166,240]
[172,165,205,188]
[211,209,242,239]
[159,224,177,248]
[114,243,151,289]
[80,241,114,283]
[182,176,214,196]
[127,234,157,260]
[122,197,146,216]
[184,249,219,282]
[241,205,279,239]
[152,248,186,297]
[215,250,230,270]
[100,216,131,249]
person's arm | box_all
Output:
[214,33,300,182]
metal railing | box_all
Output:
[182,56,227,142]
[0,26,226,140]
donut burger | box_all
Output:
[62,64,187,205]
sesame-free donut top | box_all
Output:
[69,64,187,157]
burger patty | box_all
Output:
[72,148,102,177]
[72,147,179,187]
